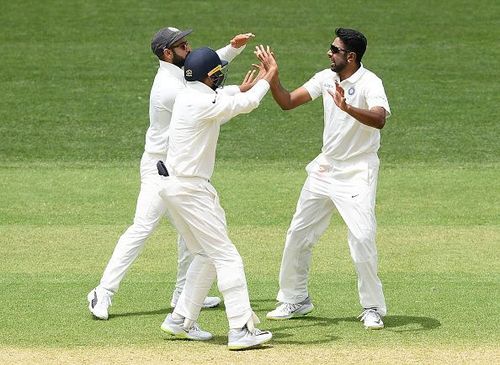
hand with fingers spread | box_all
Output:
[327,81,348,111]
[253,45,278,83]
[262,28,391,330]
[230,33,256,48]
[239,64,262,92]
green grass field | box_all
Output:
[1,0,499,363]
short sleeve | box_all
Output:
[366,78,391,117]
[302,70,332,101]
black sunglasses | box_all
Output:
[330,44,350,54]
[170,41,189,51]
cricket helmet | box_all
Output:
[184,47,228,89]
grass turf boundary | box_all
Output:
[1,345,498,364]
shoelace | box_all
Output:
[357,309,378,321]
[253,328,269,335]
[282,302,303,313]
[187,322,203,333]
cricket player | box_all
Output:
[260,28,391,329]
[87,27,255,320]
[157,46,276,349]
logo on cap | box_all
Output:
[168,27,180,32]
[186,69,193,77]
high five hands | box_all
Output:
[239,44,278,91]
[254,45,278,82]
[239,65,264,92]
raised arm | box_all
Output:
[254,45,311,110]
[207,47,277,123]
[216,33,255,63]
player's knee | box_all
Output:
[350,233,377,263]
[217,267,246,292]
[286,228,319,251]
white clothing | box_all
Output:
[160,177,252,328]
[166,79,270,179]
[99,45,244,294]
[159,79,270,328]
[276,65,390,316]
[146,46,246,156]
[302,65,391,161]
[277,153,386,315]
[100,151,168,292]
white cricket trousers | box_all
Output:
[99,152,194,294]
[159,177,253,329]
[277,153,387,316]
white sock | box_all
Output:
[171,312,183,321]
[183,318,194,329]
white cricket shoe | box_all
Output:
[266,297,314,320]
[160,314,213,341]
[358,308,384,330]
[227,325,272,350]
[87,287,113,320]
[170,289,221,309]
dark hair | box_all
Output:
[335,28,367,65]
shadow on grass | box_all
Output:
[383,315,441,332]
[319,314,441,332]
[262,314,441,345]
[249,299,442,344]
[108,302,440,346]
[108,308,169,319]
[108,304,225,319]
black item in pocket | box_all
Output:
[157,160,169,176]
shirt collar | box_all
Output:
[341,63,366,84]
[158,60,184,79]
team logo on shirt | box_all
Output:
[348,87,355,95]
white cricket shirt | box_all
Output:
[303,64,391,161]
[144,45,245,156]
[166,79,270,180]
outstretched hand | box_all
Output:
[230,33,255,48]
[239,64,262,92]
[254,44,277,71]
[327,82,348,111]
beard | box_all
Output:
[331,60,347,73]
[172,52,186,68]
[330,54,348,73]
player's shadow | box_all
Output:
[262,314,440,345]
[382,315,441,332]
[107,305,223,319]
[107,308,169,319]
[105,297,272,319]
[249,299,441,345]
[320,314,441,333]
